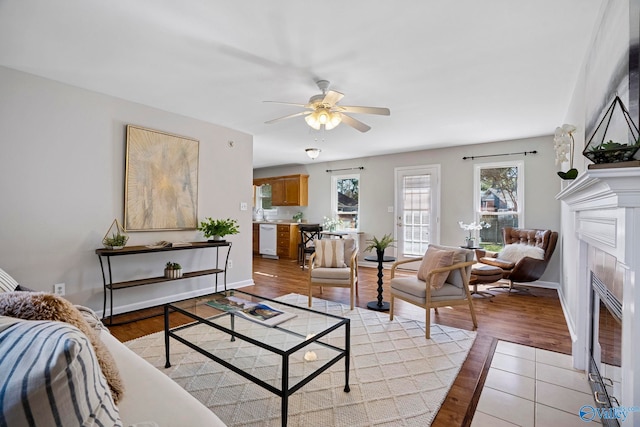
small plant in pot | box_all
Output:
[164,262,183,279]
[197,217,240,242]
[364,233,395,260]
[103,233,128,250]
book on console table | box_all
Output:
[145,241,193,248]
[206,295,296,327]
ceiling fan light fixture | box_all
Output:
[304,113,321,130]
[324,111,342,130]
[305,148,321,159]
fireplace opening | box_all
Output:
[588,272,622,427]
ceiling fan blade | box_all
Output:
[322,90,344,107]
[337,105,391,115]
[340,114,371,132]
[265,111,311,124]
[263,100,309,108]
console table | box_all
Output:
[96,241,231,325]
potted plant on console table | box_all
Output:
[197,217,240,242]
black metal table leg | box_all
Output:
[164,304,171,368]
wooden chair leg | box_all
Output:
[468,299,478,329]
[308,285,313,307]
[425,307,431,339]
[389,295,395,320]
[349,284,354,310]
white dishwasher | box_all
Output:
[259,223,278,258]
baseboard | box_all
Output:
[556,285,578,344]
[522,280,559,290]
[95,279,255,318]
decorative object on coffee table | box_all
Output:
[583,95,640,168]
[197,217,239,242]
[102,219,128,250]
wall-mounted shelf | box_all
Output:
[96,241,231,325]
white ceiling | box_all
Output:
[0,0,602,168]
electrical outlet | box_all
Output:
[53,283,65,296]
[228,260,233,269]
[240,202,248,211]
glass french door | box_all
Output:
[394,165,440,262]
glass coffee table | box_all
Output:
[163,290,350,427]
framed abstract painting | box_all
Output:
[124,125,199,231]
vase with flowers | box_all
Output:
[554,124,578,180]
[458,221,491,248]
[322,215,343,232]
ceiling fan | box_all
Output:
[264,80,390,132]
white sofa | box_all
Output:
[99,329,226,426]
[0,290,226,427]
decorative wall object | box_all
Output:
[124,125,199,231]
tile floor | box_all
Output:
[471,340,599,427]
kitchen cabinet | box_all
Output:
[252,223,260,254]
[253,174,308,206]
[277,223,299,259]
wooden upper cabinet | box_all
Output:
[254,174,308,206]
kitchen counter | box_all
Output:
[253,220,305,225]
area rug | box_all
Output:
[125,294,476,426]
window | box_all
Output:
[331,174,359,231]
[474,161,524,249]
[257,183,272,209]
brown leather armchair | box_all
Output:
[475,227,558,292]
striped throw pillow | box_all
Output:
[0,267,19,293]
[314,239,347,268]
[0,316,123,426]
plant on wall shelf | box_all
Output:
[102,219,129,249]
[103,233,128,249]
[164,262,183,279]
[197,217,240,241]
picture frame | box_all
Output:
[124,125,199,231]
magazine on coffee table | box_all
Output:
[206,295,297,327]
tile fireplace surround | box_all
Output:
[556,168,640,425]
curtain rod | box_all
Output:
[326,166,365,172]
[462,150,537,160]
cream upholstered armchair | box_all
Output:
[308,238,358,310]
[389,244,476,339]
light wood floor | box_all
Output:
[107,255,571,427]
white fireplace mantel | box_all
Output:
[556,167,640,421]
[556,168,640,210]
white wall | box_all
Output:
[0,66,254,314]
[558,0,632,340]
[255,135,561,283]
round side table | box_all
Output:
[364,255,396,311]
